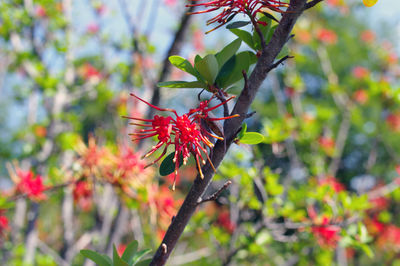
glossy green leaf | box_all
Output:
[194,54,219,84]
[159,152,183,176]
[262,12,279,23]
[134,258,152,266]
[168,56,199,78]
[132,249,152,265]
[216,51,251,88]
[237,123,247,139]
[121,240,138,263]
[215,38,242,70]
[239,132,265,144]
[194,54,202,64]
[230,28,255,50]
[113,245,129,266]
[80,250,112,266]
[226,21,251,29]
[157,80,205,89]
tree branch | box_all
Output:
[304,0,325,10]
[150,1,309,265]
[197,180,232,204]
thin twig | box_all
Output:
[304,0,325,10]
[267,55,294,72]
[197,181,232,204]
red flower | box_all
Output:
[73,181,93,211]
[0,211,8,236]
[377,224,400,250]
[319,176,345,192]
[318,136,335,156]
[87,23,100,34]
[35,6,47,17]
[187,0,288,33]
[16,170,46,201]
[164,0,177,6]
[116,146,146,179]
[216,210,236,233]
[352,89,368,104]
[369,196,389,210]
[352,66,369,79]
[117,244,127,256]
[311,216,340,248]
[81,63,102,82]
[125,93,238,188]
[386,112,400,132]
[308,207,340,248]
[361,30,375,43]
[316,28,337,45]
[193,29,205,51]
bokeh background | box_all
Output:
[1,0,400,265]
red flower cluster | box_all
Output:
[316,28,338,45]
[319,176,345,193]
[80,63,102,83]
[352,89,369,104]
[187,0,288,33]
[311,216,341,248]
[352,66,370,79]
[376,224,400,250]
[16,170,46,201]
[308,206,341,248]
[216,210,236,233]
[125,93,238,188]
[386,112,400,132]
[73,181,93,211]
[0,211,8,236]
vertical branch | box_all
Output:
[150,1,310,264]
[316,46,352,177]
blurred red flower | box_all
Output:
[311,216,341,248]
[0,211,8,236]
[319,176,345,192]
[16,170,46,201]
[361,30,375,43]
[73,181,93,211]
[352,66,369,79]
[352,89,369,104]
[386,112,400,132]
[316,28,337,45]
[216,210,236,233]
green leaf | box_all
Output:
[237,123,247,139]
[168,56,199,78]
[215,38,242,70]
[159,152,183,176]
[226,21,251,29]
[239,132,264,144]
[230,28,255,50]
[157,80,205,89]
[113,245,129,266]
[194,54,219,84]
[277,45,290,60]
[359,243,374,258]
[134,258,152,266]
[262,12,279,23]
[80,250,112,266]
[132,249,152,265]
[194,54,202,64]
[265,25,277,45]
[216,51,251,88]
[121,241,138,263]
